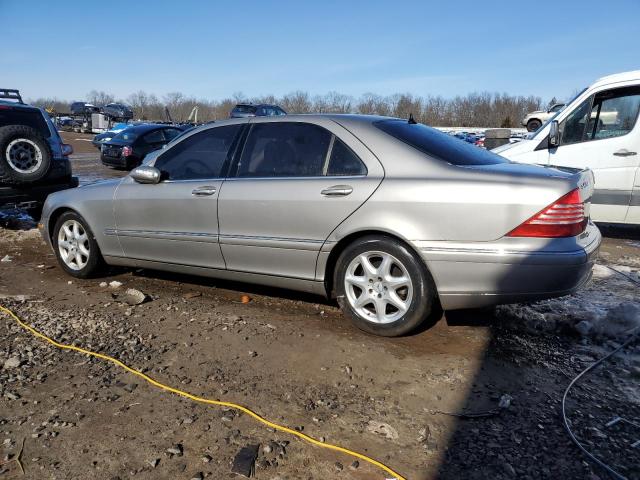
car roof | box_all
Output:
[123,123,177,133]
[593,70,640,88]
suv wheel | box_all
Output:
[335,236,436,336]
[526,119,542,132]
[52,211,104,278]
[0,125,52,184]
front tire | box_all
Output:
[52,211,104,278]
[526,119,542,132]
[335,236,436,336]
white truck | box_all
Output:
[494,70,640,225]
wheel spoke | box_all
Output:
[62,225,73,239]
[386,275,410,290]
[353,294,371,309]
[79,244,90,256]
[358,254,377,276]
[75,251,84,266]
[58,240,71,250]
[73,222,80,238]
[345,273,368,290]
[378,254,393,278]
[387,291,409,313]
[373,297,387,322]
[77,233,88,242]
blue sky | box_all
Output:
[1,0,638,103]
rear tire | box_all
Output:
[0,125,52,184]
[52,211,104,278]
[335,235,436,336]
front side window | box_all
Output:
[560,86,640,145]
[155,124,242,180]
[549,104,564,113]
[163,128,183,141]
[237,122,332,177]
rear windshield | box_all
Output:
[234,105,257,114]
[112,130,138,142]
[374,119,508,166]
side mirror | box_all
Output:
[130,165,161,184]
[549,120,560,148]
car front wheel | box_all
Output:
[52,211,103,278]
[526,119,542,132]
[335,236,436,336]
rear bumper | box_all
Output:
[415,222,601,310]
[101,154,128,168]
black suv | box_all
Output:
[0,89,78,220]
[229,103,286,118]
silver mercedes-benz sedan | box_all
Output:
[40,114,600,336]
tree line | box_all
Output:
[28,89,547,128]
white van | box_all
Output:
[494,70,640,225]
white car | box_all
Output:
[495,70,640,225]
[522,103,565,132]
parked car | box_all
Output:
[91,122,142,149]
[101,103,133,120]
[454,132,480,144]
[495,70,640,225]
[0,88,77,219]
[100,124,186,169]
[229,103,286,118]
[522,103,565,132]
[41,114,600,336]
[70,102,100,115]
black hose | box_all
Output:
[561,327,640,480]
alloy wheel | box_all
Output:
[57,219,90,271]
[6,138,43,173]
[344,251,414,324]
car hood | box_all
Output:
[491,138,535,157]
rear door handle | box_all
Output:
[191,186,217,196]
[321,185,353,196]
[613,149,637,157]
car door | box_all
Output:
[217,118,383,280]
[547,85,640,223]
[113,123,244,268]
[627,163,640,224]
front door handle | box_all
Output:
[321,185,353,197]
[613,149,637,157]
[192,186,217,196]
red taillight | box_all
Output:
[507,188,587,238]
[122,146,133,157]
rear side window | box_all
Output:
[237,122,331,177]
[375,120,508,166]
[326,138,367,176]
[142,129,165,144]
[155,124,242,180]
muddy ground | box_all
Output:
[0,139,639,480]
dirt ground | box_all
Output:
[0,143,639,480]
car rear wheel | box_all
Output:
[52,211,104,278]
[335,236,436,336]
[0,125,52,184]
[526,119,542,132]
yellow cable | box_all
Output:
[0,304,406,480]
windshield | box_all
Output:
[375,120,508,166]
[532,88,588,138]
